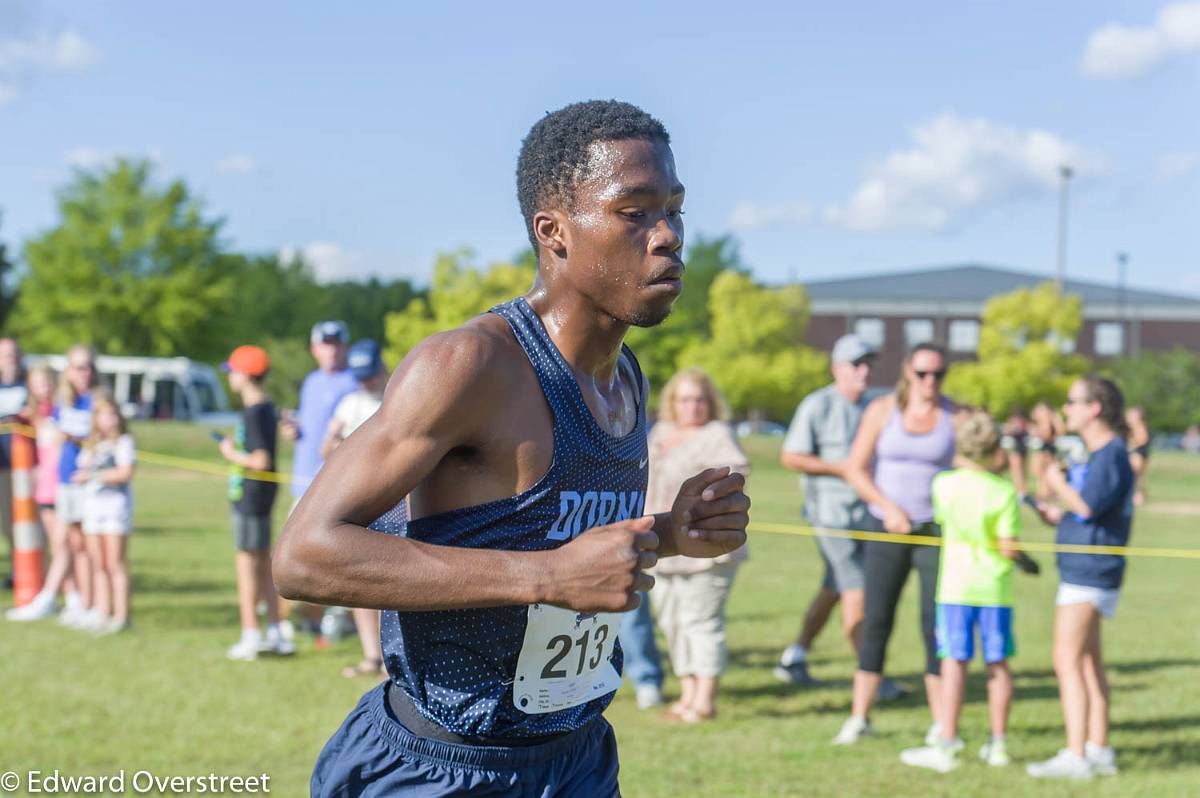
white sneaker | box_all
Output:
[73,608,108,632]
[259,634,296,656]
[92,616,130,636]
[58,605,87,627]
[636,684,664,710]
[900,743,961,773]
[922,723,965,751]
[226,638,260,661]
[832,715,873,745]
[1026,749,1094,779]
[1085,741,1118,776]
[979,737,1011,767]
[6,592,56,621]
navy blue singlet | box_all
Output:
[369,297,649,739]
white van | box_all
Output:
[27,354,236,425]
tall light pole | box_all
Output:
[1117,251,1130,355]
[1056,164,1074,293]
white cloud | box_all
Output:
[279,242,381,283]
[216,154,256,175]
[64,146,162,171]
[1081,2,1200,79]
[728,201,812,231]
[0,28,100,104]
[280,242,427,283]
[64,146,116,169]
[820,113,1105,233]
[1155,150,1200,181]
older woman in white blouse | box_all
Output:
[649,368,750,722]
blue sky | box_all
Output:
[1,1,1197,294]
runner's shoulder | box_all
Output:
[386,313,529,415]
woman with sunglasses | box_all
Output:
[833,342,955,746]
[1026,377,1133,780]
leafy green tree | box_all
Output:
[625,234,746,391]
[383,249,534,363]
[944,282,1089,415]
[0,212,16,331]
[224,253,419,347]
[679,270,827,420]
[1106,348,1200,431]
[9,159,236,360]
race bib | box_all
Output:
[513,604,621,715]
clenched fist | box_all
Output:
[541,516,658,613]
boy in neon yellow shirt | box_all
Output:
[902,410,1029,773]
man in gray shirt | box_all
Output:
[773,335,904,699]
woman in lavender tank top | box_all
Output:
[834,343,957,746]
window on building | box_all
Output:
[903,318,935,349]
[1094,323,1124,356]
[948,320,980,353]
[853,318,885,349]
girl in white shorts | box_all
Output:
[74,396,136,634]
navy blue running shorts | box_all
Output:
[311,683,620,797]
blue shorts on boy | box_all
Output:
[931,468,1022,663]
[936,604,1014,663]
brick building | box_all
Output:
[803,264,1200,385]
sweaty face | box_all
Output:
[557,138,685,327]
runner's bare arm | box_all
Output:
[273,326,655,613]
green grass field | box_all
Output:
[2,423,1198,796]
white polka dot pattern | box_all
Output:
[370,297,649,739]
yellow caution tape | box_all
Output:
[4,421,1195,559]
[750,520,1200,561]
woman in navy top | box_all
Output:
[1028,376,1133,780]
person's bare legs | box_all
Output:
[353,607,382,662]
[37,507,75,598]
[104,535,129,624]
[1081,614,1109,748]
[986,660,1013,738]
[1053,602,1094,756]
[938,659,967,741]
[669,675,696,716]
[797,586,839,649]
[692,675,718,717]
[925,673,943,725]
[840,588,865,653]
[851,670,881,718]
[85,534,111,617]
[235,551,260,632]
[68,523,91,607]
[255,550,281,625]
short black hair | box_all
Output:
[517,100,670,251]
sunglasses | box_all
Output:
[913,369,947,381]
[1063,397,1091,406]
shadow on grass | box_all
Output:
[1021,714,1200,737]
[1015,658,1200,681]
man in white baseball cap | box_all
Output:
[773,334,907,702]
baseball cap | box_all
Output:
[310,320,350,345]
[347,339,384,380]
[831,334,876,364]
[222,345,270,377]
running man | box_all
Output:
[275,100,750,797]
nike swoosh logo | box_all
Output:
[639,458,648,469]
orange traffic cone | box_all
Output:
[11,428,44,606]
